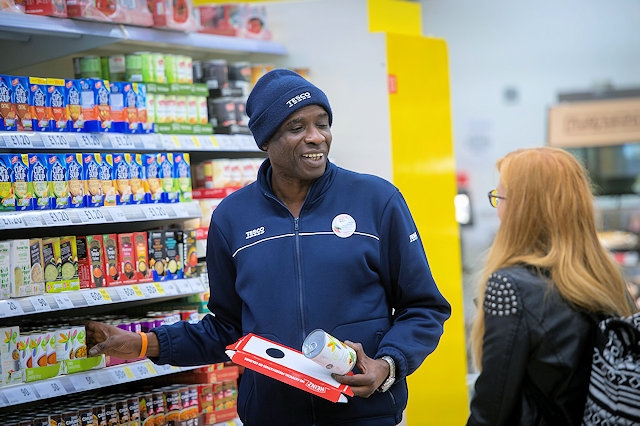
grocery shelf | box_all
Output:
[0,277,206,319]
[0,131,260,152]
[0,201,202,231]
[0,359,201,407]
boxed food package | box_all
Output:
[11,153,32,211]
[148,231,166,281]
[0,241,10,299]
[42,237,62,293]
[29,77,49,132]
[66,0,118,22]
[108,81,127,133]
[134,83,153,133]
[66,153,85,208]
[28,153,50,210]
[103,234,120,286]
[117,233,137,285]
[0,326,20,386]
[82,152,103,207]
[47,78,68,132]
[174,152,192,202]
[159,152,178,203]
[128,153,146,204]
[149,0,198,31]
[65,79,83,132]
[12,76,33,132]
[0,154,15,211]
[25,0,67,19]
[143,153,163,203]
[97,152,116,207]
[0,74,17,131]
[133,231,152,283]
[59,235,79,291]
[48,153,69,209]
[182,229,197,278]
[77,235,106,288]
[79,78,111,132]
[28,238,45,295]
[10,239,35,298]
[112,153,131,205]
[165,230,183,280]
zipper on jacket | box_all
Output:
[294,217,306,341]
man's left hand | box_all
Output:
[331,340,391,398]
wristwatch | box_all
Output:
[377,356,396,392]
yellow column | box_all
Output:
[369,1,469,425]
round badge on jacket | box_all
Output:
[332,214,356,238]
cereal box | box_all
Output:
[10,153,31,211]
[133,231,152,283]
[0,326,20,385]
[0,154,15,211]
[29,238,45,295]
[128,153,146,204]
[0,74,17,131]
[117,233,137,285]
[12,76,33,132]
[0,241,10,299]
[112,152,131,205]
[80,78,111,132]
[66,153,85,208]
[47,78,68,132]
[48,153,69,209]
[10,239,33,298]
[77,235,105,288]
[174,152,192,202]
[30,77,49,132]
[159,152,178,203]
[42,237,62,293]
[82,152,103,207]
[97,152,116,206]
[28,153,50,210]
[59,235,79,291]
[143,153,163,203]
[65,79,83,131]
[103,234,120,286]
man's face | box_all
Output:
[265,104,332,183]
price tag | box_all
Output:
[41,133,70,149]
[0,213,24,229]
[23,214,43,227]
[0,299,24,317]
[134,363,153,379]
[189,278,204,293]
[110,134,135,149]
[171,204,189,218]
[140,283,159,298]
[53,294,74,310]
[122,366,136,379]
[154,364,173,374]
[141,135,160,150]
[106,206,126,222]
[3,133,34,148]
[79,208,107,224]
[142,205,169,220]
[162,282,178,295]
[69,374,98,391]
[116,286,139,301]
[153,282,165,295]
[109,367,129,383]
[33,380,66,399]
[43,210,72,226]
[146,363,158,375]
[83,289,106,306]
[176,135,196,150]
[98,288,111,302]
[169,135,182,148]
[130,285,144,298]
[205,135,219,149]
[30,296,51,312]
[76,133,103,149]
[4,385,37,405]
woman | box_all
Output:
[467,147,637,425]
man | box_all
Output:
[86,69,451,425]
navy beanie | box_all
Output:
[246,69,333,149]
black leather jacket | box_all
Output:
[467,266,594,426]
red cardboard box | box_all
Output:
[225,334,353,403]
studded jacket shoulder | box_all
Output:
[467,265,593,426]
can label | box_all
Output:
[302,329,356,375]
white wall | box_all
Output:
[421,0,640,319]
[264,0,392,180]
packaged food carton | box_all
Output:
[12,76,33,132]
[0,154,15,211]
[0,74,17,131]
[28,153,50,210]
[0,326,20,385]
[29,76,49,132]
[42,237,63,293]
[47,78,68,132]
[182,229,198,278]
[65,79,84,132]
[112,152,131,205]
[10,239,34,297]
[102,233,120,286]
[59,235,79,291]
[143,153,163,203]
[128,153,146,204]
[77,235,105,288]
[148,231,166,281]
[25,0,67,17]
[117,233,137,285]
[48,153,69,209]
[159,152,178,203]
[10,153,32,211]
[82,152,103,207]
[133,231,152,283]
[174,152,192,202]
[0,241,10,299]
[97,152,116,207]
[28,238,45,295]
[66,153,85,208]
[79,78,111,132]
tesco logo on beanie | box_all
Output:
[286,91,311,107]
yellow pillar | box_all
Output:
[369,1,469,424]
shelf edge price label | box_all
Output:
[153,282,165,295]
[106,206,126,222]
[130,284,144,298]
[109,367,129,383]
[4,385,37,405]
[141,283,158,298]
[135,363,153,379]
[33,380,66,399]
[53,294,74,310]
[142,205,169,220]
[0,299,24,317]
[116,286,139,301]
[122,366,136,379]
[70,374,98,391]
[83,289,106,306]
[162,282,178,295]
[80,208,107,224]
[30,296,52,312]
[76,134,103,149]
[23,214,43,227]
[43,210,72,226]
[42,133,70,149]
[141,135,159,150]
[3,133,34,148]
[0,213,24,229]
[111,134,135,149]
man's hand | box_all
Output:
[85,320,146,359]
[331,340,391,398]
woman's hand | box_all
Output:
[85,320,145,359]
[331,340,391,398]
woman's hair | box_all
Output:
[470,146,636,368]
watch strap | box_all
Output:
[377,355,396,392]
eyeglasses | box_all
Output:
[487,189,506,208]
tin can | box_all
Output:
[302,329,356,375]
